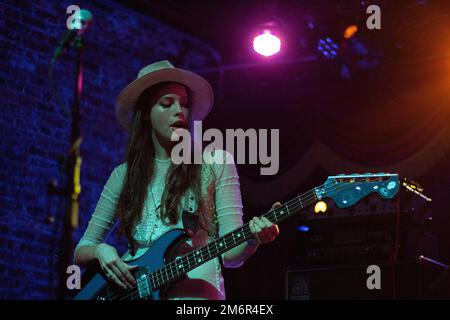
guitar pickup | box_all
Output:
[134,268,153,299]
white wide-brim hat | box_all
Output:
[115,60,214,129]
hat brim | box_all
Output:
[115,68,214,130]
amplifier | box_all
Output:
[292,187,434,264]
[295,214,398,263]
[284,260,449,299]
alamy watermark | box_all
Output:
[366,264,381,290]
[170,121,280,176]
[366,5,381,30]
[66,264,81,290]
[66,5,81,30]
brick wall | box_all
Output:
[0,0,218,299]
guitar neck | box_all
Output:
[149,188,319,289]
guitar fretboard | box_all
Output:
[145,187,321,290]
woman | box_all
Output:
[74,60,280,300]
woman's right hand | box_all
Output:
[94,243,138,290]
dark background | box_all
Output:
[1,0,449,299]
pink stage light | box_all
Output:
[253,31,281,57]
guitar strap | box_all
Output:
[182,190,200,237]
[182,190,223,266]
[182,209,200,236]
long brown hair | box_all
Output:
[116,82,213,254]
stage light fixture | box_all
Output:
[314,201,328,214]
[317,37,339,60]
[297,225,310,232]
[253,30,282,57]
[344,24,358,39]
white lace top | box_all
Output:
[75,150,246,299]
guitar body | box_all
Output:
[73,229,188,300]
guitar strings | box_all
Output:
[101,176,392,300]
[102,180,327,301]
[146,177,360,287]
[115,176,387,300]
[107,177,381,300]
[114,181,331,300]
[148,183,326,284]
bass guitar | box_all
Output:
[74,173,400,300]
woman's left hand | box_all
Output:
[249,202,281,244]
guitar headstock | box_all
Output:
[315,173,400,208]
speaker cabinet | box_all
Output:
[285,260,449,299]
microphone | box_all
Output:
[53,9,93,60]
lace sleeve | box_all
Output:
[74,163,127,254]
[208,150,244,237]
[207,150,257,268]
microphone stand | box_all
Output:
[57,36,85,300]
